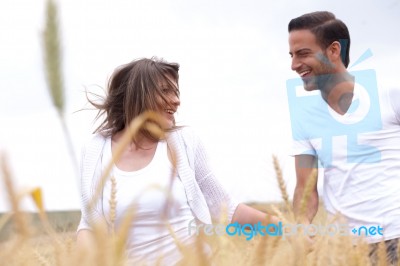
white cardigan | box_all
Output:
[78,127,239,231]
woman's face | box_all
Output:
[157,77,180,129]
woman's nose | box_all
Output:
[170,93,180,107]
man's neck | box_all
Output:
[320,72,355,115]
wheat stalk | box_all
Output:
[0,212,12,234]
[250,229,270,265]
[42,0,78,176]
[376,241,387,266]
[33,249,52,266]
[272,155,295,223]
[1,154,30,237]
[43,0,63,114]
[88,111,166,212]
[109,175,117,235]
[397,239,400,266]
[298,168,318,223]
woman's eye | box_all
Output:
[161,87,179,97]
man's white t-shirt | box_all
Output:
[291,84,400,243]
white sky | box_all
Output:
[0,0,399,212]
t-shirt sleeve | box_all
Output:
[291,139,317,157]
[289,116,317,157]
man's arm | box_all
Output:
[293,154,319,224]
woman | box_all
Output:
[77,57,278,265]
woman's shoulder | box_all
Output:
[84,132,107,145]
[81,132,109,155]
[175,125,195,135]
[170,126,200,144]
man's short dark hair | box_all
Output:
[288,11,351,68]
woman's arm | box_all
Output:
[231,203,280,225]
[76,229,94,250]
[186,128,279,225]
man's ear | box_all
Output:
[327,41,342,62]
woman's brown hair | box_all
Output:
[89,57,180,140]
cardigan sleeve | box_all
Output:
[180,128,240,223]
[77,140,92,232]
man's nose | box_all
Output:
[291,57,301,71]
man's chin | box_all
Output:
[303,82,317,91]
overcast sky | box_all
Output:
[0,0,399,212]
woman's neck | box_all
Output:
[113,129,158,151]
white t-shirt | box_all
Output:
[291,84,400,243]
[101,138,197,264]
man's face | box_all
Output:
[289,29,334,91]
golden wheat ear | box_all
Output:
[42,0,78,175]
[43,0,64,115]
[272,155,295,223]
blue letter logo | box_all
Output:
[286,68,382,168]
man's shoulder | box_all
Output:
[375,85,400,98]
[384,87,400,98]
[377,86,400,112]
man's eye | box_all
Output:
[298,52,310,57]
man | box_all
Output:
[287,11,400,264]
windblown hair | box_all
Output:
[288,11,351,68]
[89,57,180,139]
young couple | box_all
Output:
[77,11,400,265]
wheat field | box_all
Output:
[0,151,396,266]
